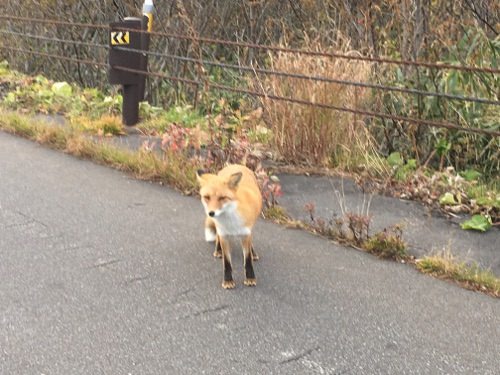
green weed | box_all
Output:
[363,225,408,260]
[417,249,500,297]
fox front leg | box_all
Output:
[251,245,259,261]
[214,235,222,258]
[219,237,235,289]
[242,235,256,286]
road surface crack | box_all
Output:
[88,258,122,269]
[280,345,320,365]
[125,275,150,284]
[193,304,229,317]
[182,304,230,320]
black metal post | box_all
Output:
[108,17,148,127]
[122,84,140,126]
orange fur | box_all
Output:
[197,164,262,288]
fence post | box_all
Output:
[108,0,153,126]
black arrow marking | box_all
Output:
[111,31,129,45]
[119,32,128,44]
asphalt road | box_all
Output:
[1,132,499,375]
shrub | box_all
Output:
[256,40,374,168]
[372,28,499,177]
[363,225,408,260]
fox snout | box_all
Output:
[205,207,225,218]
[201,200,223,217]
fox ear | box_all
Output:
[196,169,210,185]
[227,172,243,189]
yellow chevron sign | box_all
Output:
[111,31,130,45]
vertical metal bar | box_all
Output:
[138,0,153,101]
[122,84,140,126]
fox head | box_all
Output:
[196,170,243,218]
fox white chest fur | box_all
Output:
[203,200,251,238]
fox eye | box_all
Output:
[203,195,210,201]
[218,196,228,201]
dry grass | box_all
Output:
[416,249,500,297]
[256,41,379,170]
[262,205,290,224]
[70,115,124,136]
[0,110,198,194]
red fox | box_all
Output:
[196,164,262,289]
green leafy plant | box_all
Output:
[386,152,418,181]
[439,192,458,206]
[460,169,482,182]
[51,82,72,97]
[460,214,493,232]
[0,60,10,76]
[395,166,498,228]
[1,68,123,120]
[387,151,404,168]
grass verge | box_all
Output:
[0,110,198,194]
[416,250,500,298]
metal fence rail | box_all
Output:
[1,15,499,74]
[2,45,499,138]
[1,28,499,107]
[0,14,499,138]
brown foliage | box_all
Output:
[1,0,497,99]
[256,40,373,167]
